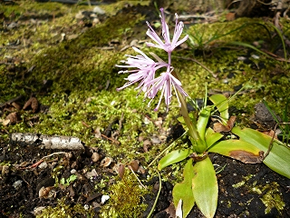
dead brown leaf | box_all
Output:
[262,130,278,139]
[213,116,236,133]
[4,112,19,125]
[229,150,264,164]
[23,97,38,113]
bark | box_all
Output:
[10,133,84,150]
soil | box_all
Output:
[1,139,290,217]
[1,0,290,217]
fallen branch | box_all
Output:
[0,95,23,109]
[10,133,84,150]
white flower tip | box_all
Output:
[146,42,155,47]
[132,46,139,52]
[176,199,183,218]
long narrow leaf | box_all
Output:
[173,159,195,218]
[228,41,270,57]
[197,107,212,143]
[208,139,263,164]
[192,157,218,218]
[205,127,223,149]
[158,149,190,170]
[209,94,229,121]
[232,127,290,178]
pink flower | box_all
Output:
[145,67,188,111]
[146,8,188,54]
[116,47,167,92]
[116,9,189,111]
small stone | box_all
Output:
[92,18,100,24]
[100,157,113,168]
[39,186,53,198]
[143,139,152,152]
[101,195,110,204]
[154,117,163,127]
[138,165,146,174]
[86,169,98,179]
[151,136,161,144]
[237,56,246,61]
[7,22,18,29]
[91,152,100,162]
[144,117,151,125]
[75,11,85,20]
[93,6,105,14]
[251,54,260,59]
[38,161,48,169]
[12,180,22,190]
[33,206,46,215]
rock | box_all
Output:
[93,6,105,15]
[91,152,100,162]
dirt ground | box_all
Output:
[1,138,290,217]
[1,0,290,217]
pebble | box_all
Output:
[237,56,246,61]
[38,161,48,169]
[151,136,161,144]
[85,169,98,179]
[7,22,18,29]
[93,6,105,14]
[101,195,110,204]
[154,117,163,127]
[251,54,260,59]
[100,157,113,168]
[84,204,90,210]
[91,152,100,162]
[12,180,22,190]
[33,206,46,215]
[144,117,151,124]
[39,186,53,198]
[222,79,229,84]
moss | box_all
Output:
[233,174,286,215]
[1,1,290,216]
[37,197,95,218]
[252,182,285,215]
[100,169,147,218]
[100,1,150,16]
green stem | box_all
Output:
[177,91,206,153]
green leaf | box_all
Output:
[192,156,218,218]
[228,41,271,58]
[232,127,290,179]
[177,91,199,142]
[173,159,195,218]
[158,149,190,170]
[197,106,212,143]
[208,139,263,164]
[209,94,229,121]
[205,127,223,149]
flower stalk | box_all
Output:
[116,8,205,153]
